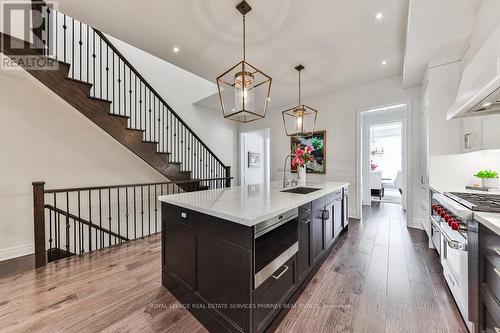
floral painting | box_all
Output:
[291,130,326,174]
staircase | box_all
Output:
[1,5,230,191]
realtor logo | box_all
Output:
[1,0,58,70]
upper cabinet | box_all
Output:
[422,60,462,156]
[461,114,500,153]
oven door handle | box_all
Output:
[431,217,467,251]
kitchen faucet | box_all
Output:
[282,153,298,188]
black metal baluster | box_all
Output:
[48,204,52,261]
[129,70,132,125]
[98,189,102,248]
[108,188,112,247]
[86,25,89,82]
[149,91,152,141]
[55,11,58,60]
[97,189,100,249]
[134,76,137,128]
[46,7,50,58]
[125,187,129,239]
[106,45,109,100]
[141,186,144,237]
[66,192,70,256]
[71,18,74,77]
[92,30,96,97]
[154,185,157,233]
[63,15,67,62]
[134,186,137,239]
[148,185,151,235]
[117,188,121,243]
[123,63,126,118]
[100,38,102,99]
[88,190,92,252]
[112,52,115,113]
[53,193,57,254]
[79,22,82,80]
[118,59,121,115]
[139,82,142,129]
[78,190,82,254]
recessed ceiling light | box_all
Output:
[375,12,384,20]
[381,60,387,66]
[173,46,180,53]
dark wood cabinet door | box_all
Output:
[323,203,334,249]
[312,208,324,263]
[164,219,196,290]
[333,198,343,240]
[298,216,311,281]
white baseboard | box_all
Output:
[349,209,359,220]
[408,218,424,230]
[0,243,34,262]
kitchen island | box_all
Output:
[159,181,349,333]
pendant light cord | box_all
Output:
[298,70,301,105]
[242,15,246,62]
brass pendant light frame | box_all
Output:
[216,0,272,123]
[282,65,318,137]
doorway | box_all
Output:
[358,103,410,220]
[240,129,270,186]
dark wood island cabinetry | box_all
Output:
[160,183,349,332]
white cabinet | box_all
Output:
[459,114,500,153]
[423,61,462,156]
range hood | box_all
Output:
[447,58,500,119]
[447,23,500,120]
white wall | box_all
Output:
[106,35,239,182]
[0,72,168,260]
[430,149,500,191]
[242,75,422,225]
[240,130,269,186]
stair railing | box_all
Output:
[32,177,231,267]
[38,6,230,184]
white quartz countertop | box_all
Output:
[429,183,500,236]
[158,181,349,226]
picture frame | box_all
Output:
[247,152,260,168]
[291,130,326,174]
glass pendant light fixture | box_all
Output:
[216,1,272,123]
[282,65,318,136]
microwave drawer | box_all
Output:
[253,256,296,332]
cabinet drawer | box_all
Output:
[164,203,192,224]
[482,300,500,333]
[481,224,500,262]
[481,283,500,329]
[253,256,296,332]
[485,255,500,304]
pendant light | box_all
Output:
[282,65,318,136]
[216,1,272,123]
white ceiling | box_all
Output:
[58,0,408,110]
[403,0,487,88]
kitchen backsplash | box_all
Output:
[429,149,500,190]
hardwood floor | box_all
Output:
[0,202,467,332]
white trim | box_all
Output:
[239,128,271,186]
[349,209,359,219]
[0,243,34,262]
[356,99,413,226]
[409,218,424,230]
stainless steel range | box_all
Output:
[445,192,500,212]
[430,191,500,332]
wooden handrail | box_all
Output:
[44,176,233,194]
[44,204,129,241]
[94,30,228,170]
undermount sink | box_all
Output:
[281,187,321,194]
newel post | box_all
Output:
[225,166,231,188]
[32,181,46,268]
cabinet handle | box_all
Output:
[302,218,311,224]
[494,268,500,278]
[300,208,311,213]
[495,327,500,333]
[494,248,500,257]
[272,265,289,280]
[322,209,330,220]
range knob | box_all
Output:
[450,221,459,231]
